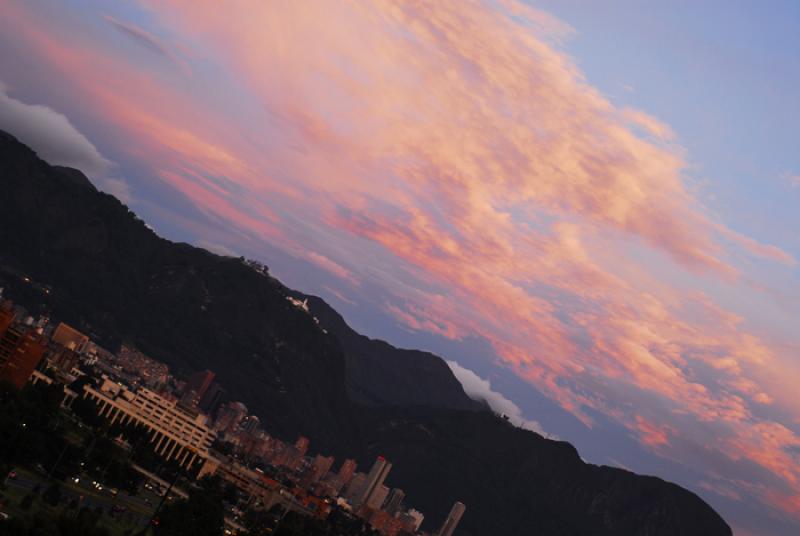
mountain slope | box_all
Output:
[0,129,356,449]
[0,130,731,535]
[358,407,731,536]
[293,293,482,411]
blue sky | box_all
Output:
[535,0,800,245]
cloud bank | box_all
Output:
[0,82,132,203]
[447,360,554,438]
[0,82,111,176]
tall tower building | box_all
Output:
[0,317,47,389]
[338,459,357,484]
[343,473,367,502]
[306,454,333,485]
[198,381,224,413]
[0,303,13,334]
[367,484,390,510]
[183,370,215,405]
[437,501,466,536]
[356,456,392,507]
[312,455,334,481]
[405,509,425,531]
[241,415,261,433]
[295,436,310,457]
[302,454,335,488]
[384,488,405,516]
[214,401,248,433]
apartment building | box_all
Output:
[83,377,216,470]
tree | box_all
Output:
[222,482,239,505]
[0,381,62,466]
[19,493,34,511]
[154,477,225,536]
[241,508,279,536]
[43,481,62,507]
[0,505,111,536]
[273,511,328,536]
[70,396,103,429]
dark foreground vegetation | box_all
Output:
[0,381,381,536]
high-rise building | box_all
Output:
[241,415,261,433]
[198,381,224,413]
[368,510,394,533]
[384,488,405,516]
[0,330,46,389]
[47,345,80,374]
[403,509,425,532]
[437,501,466,536]
[0,303,13,334]
[51,322,89,352]
[0,303,47,389]
[366,483,390,510]
[312,455,334,482]
[295,436,310,457]
[338,458,357,485]
[183,370,215,405]
[214,401,248,433]
[343,472,367,502]
[356,456,392,507]
[302,454,335,488]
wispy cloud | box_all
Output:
[304,251,359,287]
[103,14,189,74]
[2,1,799,528]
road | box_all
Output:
[4,468,168,530]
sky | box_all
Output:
[0,1,798,534]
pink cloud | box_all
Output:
[304,251,359,287]
[322,285,357,306]
[621,108,677,141]
[385,302,464,340]
[3,0,800,524]
[634,415,674,448]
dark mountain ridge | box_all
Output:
[292,292,483,412]
[0,130,731,535]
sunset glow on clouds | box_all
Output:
[2,1,799,533]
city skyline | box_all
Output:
[0,286,451,535]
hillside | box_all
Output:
[0,130,731,535]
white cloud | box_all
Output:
[447,360,556,439]
[0,82,133,202]
[95,176,133,205]
[196,239,238,257]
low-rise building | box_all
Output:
[83,377,216,469]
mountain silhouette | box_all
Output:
[0,130,731,535]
